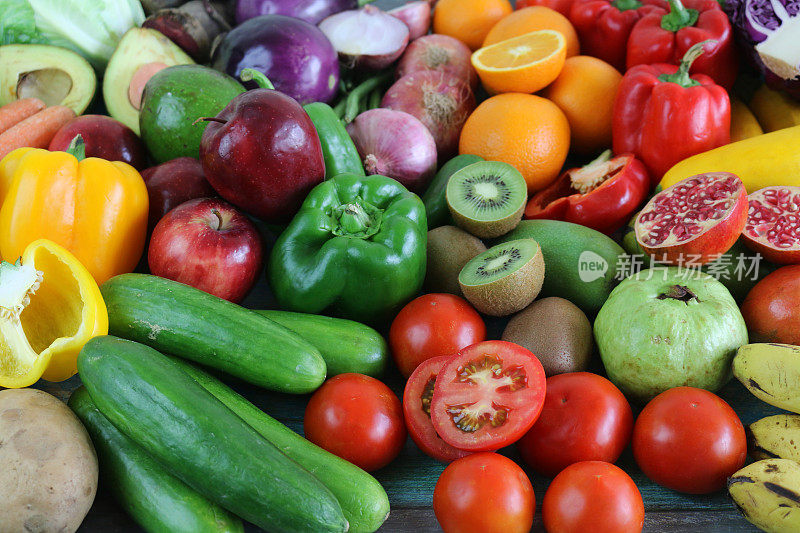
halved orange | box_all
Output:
[472,29,566,94]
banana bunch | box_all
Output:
[728,459,800,533]
[733,343,800,414]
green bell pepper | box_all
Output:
[269,173,427,322]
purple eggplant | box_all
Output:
[235,0,372,25]
[211,15,340,105]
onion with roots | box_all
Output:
[346,108,437,193]
[319,6,410,70]
[396,34,477,89]
[387,1,432,40]
[381,70,476,158]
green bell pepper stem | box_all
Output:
[612,0,643,11]
[657,40,714,87]
[239,68,275,90]
[661,0,699,32]
[67,135,86,161]
[344,71,392,123]
[330,198,383,238]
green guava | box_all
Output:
[594,266,748,402]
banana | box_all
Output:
[732,343,800,413]
[728,458,800,533]
[749,415,800,462]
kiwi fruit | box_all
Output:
[446,161,527,238]
[458,238,544,316]
[502,297,593,376]
[426,226,487,295]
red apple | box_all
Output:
[141,157,217,231]
[148,198,263,303]
[49,115,148,170]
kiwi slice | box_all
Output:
[446,161,527,239]
[426,225,487,296]
[459,238,545,316]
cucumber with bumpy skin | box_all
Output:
[69,386,243,533]
[175,358,390,533]
[78,335,348,533]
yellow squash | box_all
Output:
[730,97,763,142]
[0,142,148,285]
[0,239,108,387]
[749,85,800,133]
[660,125,800,193]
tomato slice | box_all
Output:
[403,356,472,462]
[430,341,546,451]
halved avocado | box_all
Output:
[0,44,97,114]
[103,28,193,135]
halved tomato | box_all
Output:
[403,356,472,462]
[430,341,547,451]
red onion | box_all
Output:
[387,1,431,41]
[319,6,410,70]
[396,34,477,89]
[346,108,437,193]
[381,70,476,159]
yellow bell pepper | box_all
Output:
[0,140,148,285]
[730,98,763,143]
[749,84,800,133]
[660,125,800,193]
[0,239,108,388]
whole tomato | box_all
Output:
[517,372,633,477]
[633,387,747,494]
[389,293,486,377]
[433,452,535,533]
[543,461,644,533]
[741,265,800,345]
[304,373,406,471]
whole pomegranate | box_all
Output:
[741,265,800,345]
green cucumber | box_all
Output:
[304,102,365,178]
[174,359,390,533]
[255,310,388,377]
[68,387,243,533]
[100,274,326,394]
[78,336,348,533]
[423,154,484,229]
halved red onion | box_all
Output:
[346,108,437,193]
[381,70,476,158]
[387,1,432,41]
[396,34,477,89]
[319,6,410,70]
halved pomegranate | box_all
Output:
[635,172,748,266]
[742,186,800,265]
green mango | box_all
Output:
[139,65,245,163]
[498,220,627,316]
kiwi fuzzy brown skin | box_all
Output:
[451,203,524,239]
[502,297,593,376]
[459,240,545,316]
[425,226,487,296]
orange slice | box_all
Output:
[472,29,567,94]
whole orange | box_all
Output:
[542,55,622,155]
[433,0,513,51]
[459,93,570,193]
[483,6,580,58]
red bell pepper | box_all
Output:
[612,41,730,184]
[518,0,576,17]
[569,0,663,71]
[524,150,650,235]
[626,0,738,89]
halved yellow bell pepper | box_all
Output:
[0,239,108,388]
[0,140,148,285]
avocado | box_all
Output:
[0,44,97,114]
[103,28,194,135]
[139,65,245,163]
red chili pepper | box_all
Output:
[626,0,738,89]
[524,149,650,235]
[612,41,731,185]
[569,0,663,71]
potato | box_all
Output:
[0,388,98,532]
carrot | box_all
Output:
[0,105,76,161]
[0,98,46,135]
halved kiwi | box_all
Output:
[446,161,528,238]
[458,238,545,316]
[426,225,487,296]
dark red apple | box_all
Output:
[148,198,263,303]
[199,88,324,222]
[48,115,148,170]
[141,157,217,231]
